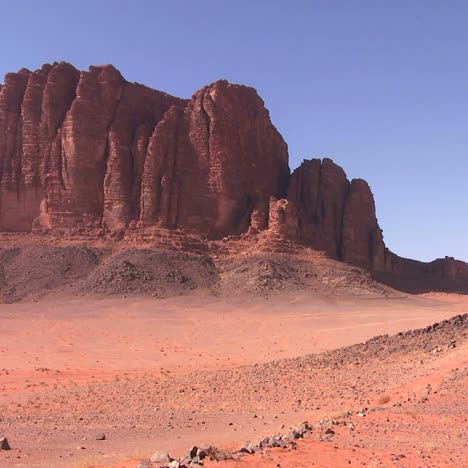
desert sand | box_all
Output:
[0,292,467,467]
[1,53,467,468]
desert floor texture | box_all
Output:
[0,292,467,467]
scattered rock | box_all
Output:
[136,460,153,468]
[150,450,172,464]
[0,438,11,450]
[187,446,198,459]
[238,446,255,455]
[296,421,312,435]
[95,432,106,440]
[196,447,207,460]
[287,430,301,440]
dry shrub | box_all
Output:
[377,395,391,405]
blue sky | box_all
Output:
[1,1,467,262]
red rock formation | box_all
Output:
[285,159,386,269]
[0,63,186,231]
[341,179,385,270]
[288,158,349,258]
[102,76,185,230]
[0,68,31,230]
[139,80,289,237]
[139,105,185,229]
[38,63,81,229]
[0,66,288,237]
[374,253,468,293]
[0,62,466,293]
[267,197,299,238]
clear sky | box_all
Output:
[1,1,467,262]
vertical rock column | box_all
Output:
[139,105,185,228]
[102,82,185,230]
[288,158,349,257]
[341,178,386,270]
[48,65,125,227]
[0,69,30,230]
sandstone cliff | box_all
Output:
[0,64,288,238]
[1,62,466,291]
[0,63,186,231]
[284,159,385,270]
[139,80,289,237]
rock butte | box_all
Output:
[0,62,467,291]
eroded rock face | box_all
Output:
[341,179,385,270]
[0,68,33,230]
[373,252,468,293]
[0,63,185,231]
[268,197,298,238]
[139,80,289,237]
[285,158,386,269]
[0,66,288,237]
[288,158,349,258]
[0,62,466,288]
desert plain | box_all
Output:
[0,61,466,468]
[0,290,466,467]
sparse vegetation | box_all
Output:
[377,395,391,405]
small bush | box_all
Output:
[377,395,391,405]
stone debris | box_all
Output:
[0,437,11,450]
[136,461,153,468]
[149,418,320,467]
[150,451,173,464]
[149,444,235,468]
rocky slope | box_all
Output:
[0,62,467,292]
[1,310,466,467]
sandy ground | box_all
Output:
[0,293,467,467]
[1,293,465,395]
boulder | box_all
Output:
[0,437,10,450]
[150,450,172,464]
